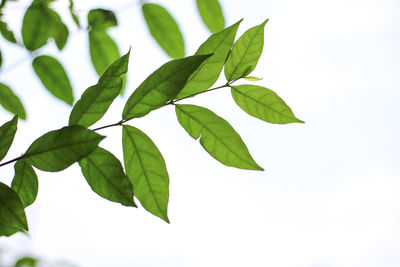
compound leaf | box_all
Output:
[122,125,169,222]
[0,115,17,161]
[175,104,263,170]
[196,0,225,33]
[11,160,38,208]
[0,83,26,119]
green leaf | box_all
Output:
[79,147,136,207]
[69,50,130,127]
[0,181,28,237]
[0,20,17,43]
[196,0,225,33]
[176,20,242,99]
[32,55,74,106]
[24,125,105,172]
[0,49,2,68]
[0,115,17,161]
[68,0,80,27]
[224,19,268,82]
[231,85,304,124]
[175,104,263,170]
[0,83,26,119]
[142,3,184,59]
[11,160,38,208]
[122,125,169,222]
[14,256,39,267]
[122,54,211,119]
[88,8,117,30]
[243,76,263,81]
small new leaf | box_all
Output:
[11,160,38,208]
[196,0,225,33]
[0,115,18,161]
[0,83,26,119]
[243,76,263,82]
[231,85,304,124]
[175,104,263,170]
[122,125,169,222]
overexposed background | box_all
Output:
[0,0,399,266]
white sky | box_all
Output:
[0,0,399,266]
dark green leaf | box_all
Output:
[176,20,242,99]
[0,20,17,43]
[79,147,136,207]
[0,83,26,119]
[231,85,304,124]
[0,115,17,161]
[14,256,39,267]
[224,19,268,82]
[122,54,211,119]
[175,104,263,170]
[24,125,105,172]
[69,50,130,127]
[122,125,169,222]
[0,181,28,237]
[196,0,225,33]
[32,55,74,106]
[88,30,120,76]
[68,0,80,27]
[11,160,38,208]
[142,3,184,59]
[0,49,2,68]
[88,8,117,30]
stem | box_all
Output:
[169,83,229,105]
[0,156,22,168]
[92,120,124,131]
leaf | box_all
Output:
[32,55,74,106]
[0,181,28,237]
[0,115,17,161]
[224,19,268,82]
[0,20,17,43]
[0,49,2,68]
[79,147,136,207]
[196,0,225,33]
[176,20,242,99]
[122,125,169,222]
[0,83,26,119]
[175,104,263,170]
[11,160,38,208]
[88,8,117,30]
[68,0,80,27]
[14,256,39,267]
[69,50,130,127]
[142,3,185,59]
[122,54,211,119]
[243,76,263,81]
[231,85,304,124]
[23,125,105,172]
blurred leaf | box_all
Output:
[11,160,38,208]
[0,115,17,161]
[196,0,225,33]
[224,19,268,82]
[88,8,117,30]
[32,55,74,106]
[79,147,136,207]
[24,125,105,172]
[122,125,169,222]
[231,85,304,124]
[0,181,28,237]
[0,49,2,68]
[69,50,130,127]
[68,0,80,27]
[122,54,211,119]
[177,19,242,99]
[243,76,262,81]
[142,3,184,59]
[0,20,17,43]
[0,83,26,119]
[14,256,39,267]
[175,104,263,170]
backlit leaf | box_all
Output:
[69,51,130,127]
[0,20,17,43]
[0,115,17,161]
[0,182,28,237]
[224,19,268,82]
[88,8,117,30]
[122,125,169,222]
[122,54,211,119]
[175,104,263,170]
[14,256,39,267]
[32,55,74,106]
[79,147,136,207]
[196,0,225,33]
[243,76,263,82]
[11,160,38,208]
[142,3,184,59]
[24,125,104,172]
[0,83,25,119]
[231,85,304,124]
[68,0,80,27]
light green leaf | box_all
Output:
[175,104,263,170]
[231,85,304,124]
[196,0,225,33]
[24,125,105,172]
[0,115,17,161]
[122,125,169,222]
[0,83,26,119]
[32,55,74,106]
[0,181,28,237]
[79,147,136,207]
[11,160,38,208]
[176,20,242,99]
[14,256,39,267]
[69,50,130,127]
[122,54,211,119]
[224,19,268,82]
[0,20,17,43]
[68,0,80,27]
[142,3,184,59]
[243,76,263,82]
